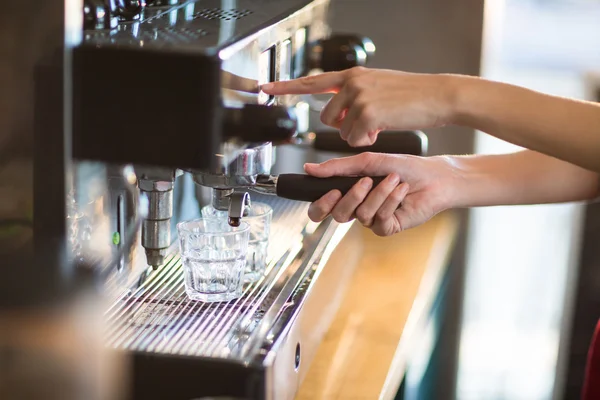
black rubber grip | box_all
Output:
[276,174,387,202]
[312,130,427,156]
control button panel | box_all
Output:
[258,47,275,105]
[279,39,292,82]
[293,28,308,78]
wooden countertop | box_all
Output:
[296,211,460,400]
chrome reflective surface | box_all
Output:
[191,142,274,189]
[105,195,314,357]
[72,2,355,398]
[103,194,359,400]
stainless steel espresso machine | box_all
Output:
[29,1,427,399]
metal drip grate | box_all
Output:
[105,196,311,360]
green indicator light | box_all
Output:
[112,232,121,245]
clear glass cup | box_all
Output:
[177,219,250,302]
[202,202,273,283]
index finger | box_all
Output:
[261,71,348,95]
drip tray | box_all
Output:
[105,196,359,400]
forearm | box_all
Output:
[446,150,599,208]
[449,76,600,172]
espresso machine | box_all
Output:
[31,0,427,399]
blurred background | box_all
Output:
[329,0,600,399]
[2,0,600,399]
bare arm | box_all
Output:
[451,76,600,173]
[262,68,600,172]
[303,150,599,235]
[446,150,600,208]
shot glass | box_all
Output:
[202,202,273,283]
[177,218,250,302]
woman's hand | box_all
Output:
[263,66,600,173]
[261,67,457,147]
[303,152,458,236]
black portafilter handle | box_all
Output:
[276,174,388,203]
[311,129,428,156]
[223,104,298,143]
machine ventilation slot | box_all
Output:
[85,25,210,47]
[138,26,210,42]
[193,8,253,21]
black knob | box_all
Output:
[312,130,427,156]
[83,0,118,30]
[312,34,376,72]
[115,0,143,20]
[223,105,298,143]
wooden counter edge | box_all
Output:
[379,211,460,400]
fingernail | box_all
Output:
[261,83,274,91]
[398,183,409,195]
[304,163,318,168]
[360,177,373,189]
[389,174,400,186]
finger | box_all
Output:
[307,190,342,222]
[261,71,347,95]
[392,202,430,232]
[355,174,401,227]
[330,177,373,223]
[339,101,359,141]
[377,183,410,220]
[304,152,393,178]
[371,183,410,236]
[345,105,380,147]
[320,87,353,127]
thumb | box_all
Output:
[303,154,373,178]
[304,152,405,178]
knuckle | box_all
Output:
[349,66,367,76]
[331,210,347,223]
[355,207,370,223]
[356,151,376,166]
[359,152,378,165]
[300,75,318,87]
[349,188,365,203]
[354,94,369,108]
[391,190,405,202]
[345,76,363,92]
[359,104,376,122]
[376,207,389,220]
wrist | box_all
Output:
[438,155,495,209]
[440,74,482,127]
